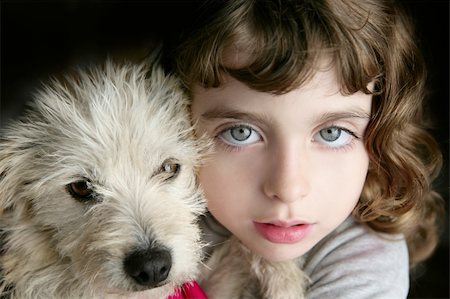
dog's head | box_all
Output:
[0,60,209,297]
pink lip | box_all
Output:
[254,221,312,244]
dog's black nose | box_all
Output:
[123,247,172,288]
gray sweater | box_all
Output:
[201,215,409,299]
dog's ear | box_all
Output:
[0,135,35,216]
[0,140,19,215]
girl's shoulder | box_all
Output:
[304,217,409,299]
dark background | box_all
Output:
[1,1,448,298]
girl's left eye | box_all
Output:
[218,125,261,146]
[314,126,356,148]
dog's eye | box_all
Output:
[160,160,180,180]
[67,180,96,201]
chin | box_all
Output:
[251,242,307,262]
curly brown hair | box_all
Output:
[170,0,443,265]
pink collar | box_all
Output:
[166,281,207,299]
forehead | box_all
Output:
[193,60,340,100]
[192,65,372,123]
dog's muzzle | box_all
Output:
[123,247,172,289]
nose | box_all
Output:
[123,247,172,288]
[263,146,310,203]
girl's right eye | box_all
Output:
[218,125,262,147]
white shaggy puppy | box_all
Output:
[0,59,209,298]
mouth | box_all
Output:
[105,279,170,296]
[254,220,312,244]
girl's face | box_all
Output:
[191,68,372,262]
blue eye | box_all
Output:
[320,127,341,142]
[314,126,355,148]
[219,125,261,146]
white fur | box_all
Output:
[0,60,209,298]
[200,236,309,299]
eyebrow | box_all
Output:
[201,106,370,125]
[312,110,371,125]
[200,107,272,125]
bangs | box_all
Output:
[175,0,387,95]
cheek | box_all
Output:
[198,164,228,209]
[198,156,252,212]
[313,151,369,206]
[199,151,243,191]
